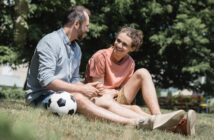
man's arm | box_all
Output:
[46,79,101,98]
[36,38,98,97]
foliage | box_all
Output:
[0,0,214,94]
[0,45,17,64]
[0,87,25,99]
[158,95,208,112]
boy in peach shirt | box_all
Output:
[85,27,196,135]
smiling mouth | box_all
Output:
[115,47,123,52]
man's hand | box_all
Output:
[81,82,103,98]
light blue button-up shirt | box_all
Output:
[26,28,82,103]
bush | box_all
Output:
[158,95,205,112]
[0,87,25,99]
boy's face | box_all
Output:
[113,32,133,57]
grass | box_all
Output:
[0,99,214,140]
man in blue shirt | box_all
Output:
[26,6,98,104]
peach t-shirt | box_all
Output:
[85,47,135,89]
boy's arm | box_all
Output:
[92,77,118,97]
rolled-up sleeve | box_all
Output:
[36,39,58,87]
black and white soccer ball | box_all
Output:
[47,91,77,116]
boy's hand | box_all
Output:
[82,82,103,98]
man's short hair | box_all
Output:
[63,5,91,26]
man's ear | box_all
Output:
[74,20,80,29]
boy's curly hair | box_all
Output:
[117,26,143,51]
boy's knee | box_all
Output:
[135,68,151,80]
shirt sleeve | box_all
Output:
[71,44,82,83]
[36,38,59,87]
[87,52,106,79]
[71,61,81,83]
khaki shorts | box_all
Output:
[115,87,129,105]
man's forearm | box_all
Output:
[46,79,84,93]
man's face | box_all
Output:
[77,12,89,40]
[113,32,133,57]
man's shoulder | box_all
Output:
[41,30,60,42]
[36,30,61,51]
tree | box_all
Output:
[0,0,17,64]
[0,0,213,95]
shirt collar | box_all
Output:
[58,28,76,47]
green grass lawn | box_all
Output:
[0,99,214,140]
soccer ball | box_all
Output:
[47,91,77,116]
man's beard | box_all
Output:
[77,28,86,40]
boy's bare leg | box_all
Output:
[73,93,137,125]
[122,68,161,115]
[122,105,152,117]
[92,94,150,119]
